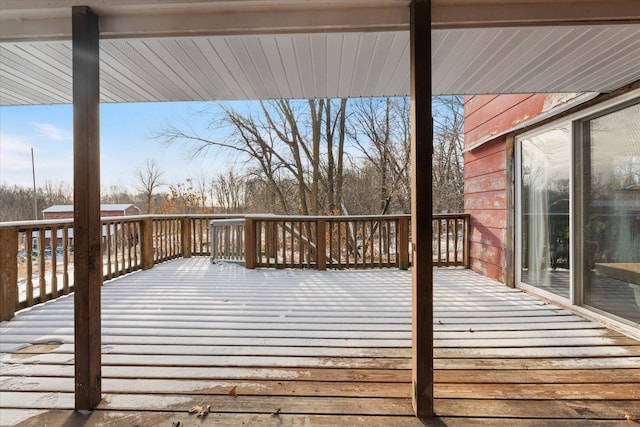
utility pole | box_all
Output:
[31,147,38,220]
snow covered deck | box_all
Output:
[1,258,639,426]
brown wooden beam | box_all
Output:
[410,0,434,418]
[0,228,18,321]
[181,217,192,258]
[316,220,327,271]
[244,218,256,269]
[72,5,102,410]
[432,0,640,29]
[398,217,410,270]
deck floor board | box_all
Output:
[1,258,639,426]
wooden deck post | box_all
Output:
[72,5,102,410]
[0,228,18,321]
[464,214,471,269]
[398,217,410,270]
[316,220,327,270]
[181,217,192,258]
[244,218,256,269]
[410,0,434,418]
[140,218,155,270]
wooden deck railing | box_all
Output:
[0,214,233,321]
[210,213,469,270]
[433,213,470,268]
[0,213,469,321]
[243,215,411,270]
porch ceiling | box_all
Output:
[1,0,640,105]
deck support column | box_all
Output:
[181,217,192,258]
[316,220,327,270]
[72,5,102,410]
[410,0,434,418]
[244,218,256,269]
[0,228,18,321]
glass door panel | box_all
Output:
[520,125,571,298]
[582,102,640,323]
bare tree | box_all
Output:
[157,96,463,216]
[101,185,136,205]
[135,159,165,214]
[212,169,247,213]
[159,99,349,215]
[192,172,212,213]
[349,97,411,214]
[432,96,465,213]
[0,184,34,221]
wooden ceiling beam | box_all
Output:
[3,0,639,43]
[432,0,640,29]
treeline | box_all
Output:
[0,96,464,221]
[0,182,73,222]
[159,96,464,216]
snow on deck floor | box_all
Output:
[1,258,639,426]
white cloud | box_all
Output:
[0,132,71,186]
[34,122,72,141]
[0,133,31,153]
[0,134,33,171]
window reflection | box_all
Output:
[520,125,571,298]
[583,103,640,323]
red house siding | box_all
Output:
[464,134,508,282]
[42,212,74,220]
[464,93,584,283]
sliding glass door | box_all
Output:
[578,102,640,323]
[518,124,571,298]
[517,97,640,327]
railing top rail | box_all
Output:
[244,214,412,221]
[0,213,249,229]
[147,214,247,220]
[434,213,471,219]
[0,218,74,229]
[210,218,245,226]
[1,212,470,230]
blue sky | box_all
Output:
[0,101,239,192]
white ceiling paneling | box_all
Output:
[1,24,640,106]
[432,25,640,96]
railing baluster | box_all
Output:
[175,218,180,258]
[38,227,46,302]
[120,220,126,274]
[453,218,459,265]
[50,226,58,299]
[377,220,382,267]
[340,220,345,268]
[386,220,392,267]
[115,221,121,277]
[162,219,166,260]
[296,221,301,267]
[127,221,133,272]
[26,229,34,306]
[445,218,451,267]
[370,220,375,268]
[133,222,139,269]
[62,225,70,294]
[282,220,287,266]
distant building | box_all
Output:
[38,204,141,249]
[42,204,141,220]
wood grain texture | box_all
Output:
[410,0,434,417]
[1,259,638,426]
[71,5,102,411]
